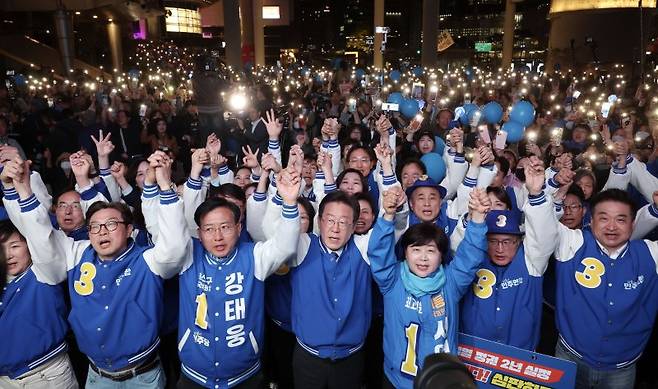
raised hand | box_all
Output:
[261,153,281,173]
[69,152,91,181]
[0,145,21,166]
[148,151,172,191]
[316,151,332,175]
[376,115,393,135]
[468,188,491,223]
[264,109,283,140]
[205,133,221,156]
[381,186,406,220]
[190,148,210,179]
[1,157,24,185]
[374,143,393,175]
[110,161,127,180]
[524,156,545,196]
[276,167,302,205]
[91,130,115,159]
[288,144,304,172]
[554,166,575,187]
[479,146,494,166]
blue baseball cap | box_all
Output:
[485,210,523,235]
[405,175,447,199]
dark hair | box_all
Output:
[336,168,369,194]
[399,222,449,257]
[318,191,361,224]
[208,183,247,205]
[589,189,636,220]
[486,186,512,210]
[353,191,376,214]
[297,197,316,233]
[573,168,597,189]
[565,184,586,204]
[413,129,435,145]
[397,158,427,179]
[494,156,510,176]
[86,201,134,226]
[0,220,24,244]
[53,188,80,205]
[194,197,242,226]
[126,157,148,186]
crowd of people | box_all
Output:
[0,49,658,389]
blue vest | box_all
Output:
[460,245,543,350]
[265,271,292,332]
[555,230,658,369]
[178,239,264,388]
[67,241,164,371]
[368,172,380,210]
[291,234,372,359]
[505,186,520,214]
[0,268,68,378]
[408,201,457,238]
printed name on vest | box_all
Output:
[193,331,210,347]
[405,295,423,314]
[500,277,524,290]
[197,273,213,292]
[115,268,132,286]
[624,275,645,290]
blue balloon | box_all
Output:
[502,121,525,143]
[389,70,401,82]
[355,68,366,79]
[433,136,446,156]
[459,103,478,125]
[387,92,404,105]
[509,100,535,127]
[482,101,503,124]
[467,108,482,126]
[412,67,423,77]
[400,98,420,119]
[420,152,447,183]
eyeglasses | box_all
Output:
[200,224,237,235]
[563,204,583,212]
[323,217,353,230]
[57,202,82,211]
[487,238,518,248]
[88,220,128,234]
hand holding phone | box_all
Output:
[494,130,508,150]
[477,125,491,144]
[551,127,564,147]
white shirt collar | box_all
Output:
[595,240,628,260]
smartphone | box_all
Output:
[601,102,612,118]
[381,103,399,112]
[412,82,425,100]
[429,85,438,102]
[477,125,492,144]
[101,95,109,107]
[47,97,54,108]
[348,98,357,113]
[551,127,564,147]
[526,130,538,145]
[139,104,147,117]
[572,90,581,99]
[494,130,508,149]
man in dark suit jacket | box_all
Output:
[110,110,143,161]
[243,101,269,160]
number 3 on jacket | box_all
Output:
[575,257,605,289]
[473,269,496,299]
[401,323,419,376]
[74,262,97,296]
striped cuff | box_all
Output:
[270,174,277,188]
[272,194,283,206]
[625,155,634,165]
[268,140,280,150]
[454,153,466,164]
[99,168,111,176]
[79,187,98,201]
[527,191,547,206]
[387,127,395,135]
[218,165,230,176]
[200,167,211,178]
[548,167,559,175]
[282,203,299,219]
[547,177,560,188]
[252,192,267,202]
[142,184,159,199]
[649,204,658,219]
[447,149,456,156]
[554,202,563,213]
[19,194,39,212]
[2,186,19,201]
[463,176,477,188]
[160,189,178,205]
[251,173,260,182]
[461,213,469,229]
[382,174,397,186]
[322,139,339,149]
[612,164,628,175]
[324,183,338,193]
[315,171,325,180]
[186,177,203,190]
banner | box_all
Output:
[437,30,455,52]
[457,333,577,389]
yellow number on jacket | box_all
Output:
[401,323,420,376]
[195,293,209,329]
[473,269,496,299]
[74,262,97,296]
[575,257,605,289]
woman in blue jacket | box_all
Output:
[368,186,490,389]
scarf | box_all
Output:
[400,261,446,298]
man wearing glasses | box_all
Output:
[53,190,88,240]
[1,151,188,388]
[460,156,555,351]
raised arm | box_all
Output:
[631,191,658,240]
[184,148,211,238]
[253,166,302,281]
[143,151,192,279]
[627,156,658,204]
[93,130,122,202]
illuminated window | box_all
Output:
[263,6,281,19]
[165,7,201,34]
